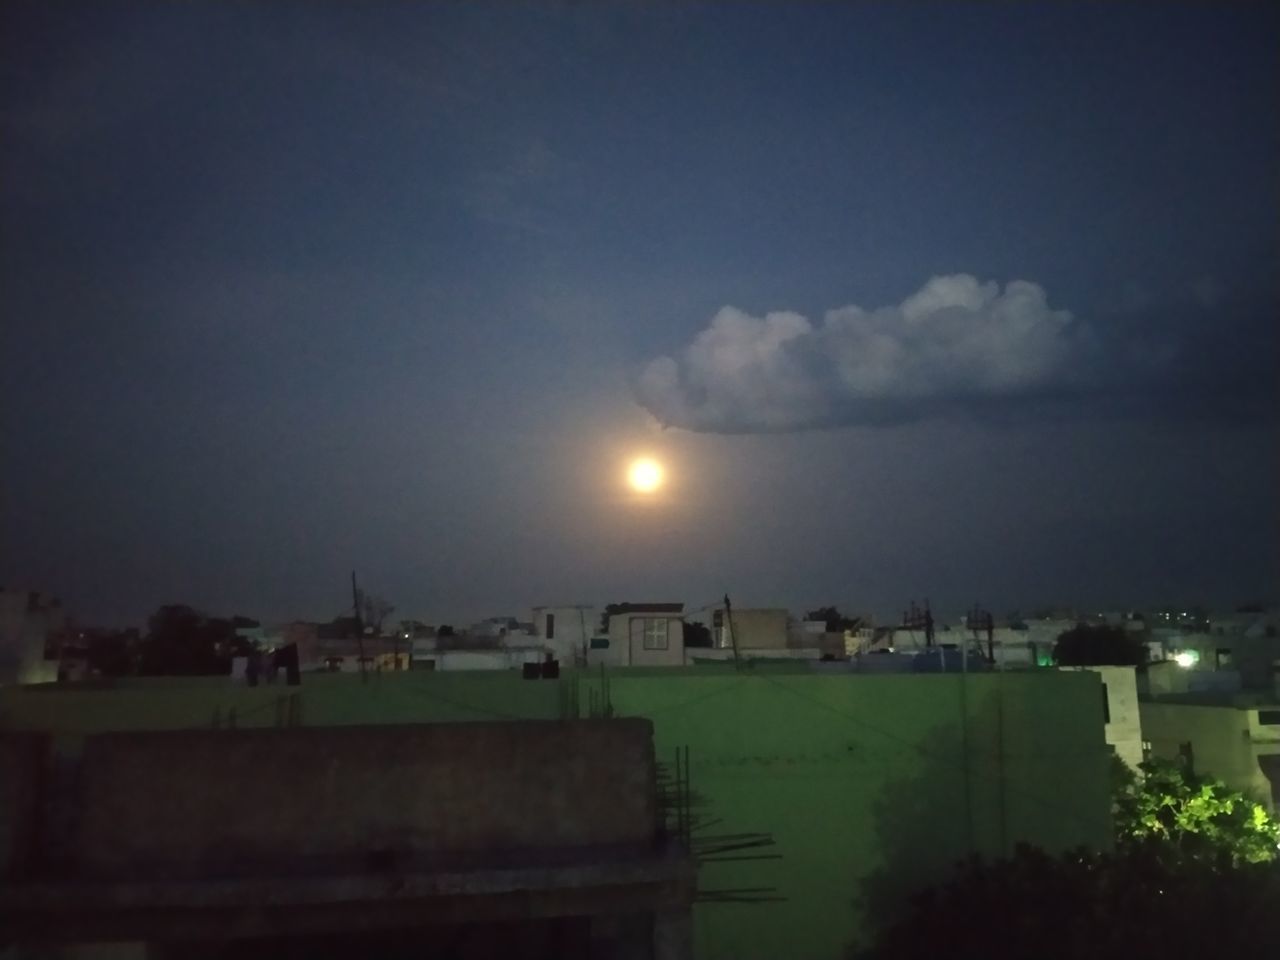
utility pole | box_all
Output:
[351,571,363,631]
[723,594,741,670]
[352,571,367,683]
[968,604,995,666]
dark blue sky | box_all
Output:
[3,2,1276,627]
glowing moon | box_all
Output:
[627,457,665,494]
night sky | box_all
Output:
[3,2,1277,628]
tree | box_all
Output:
[858,758,1280,958]
[599,603,626,633]
[857,843,1280,959]
[84,628,139,677]
[137,605,245,676]
[1114,758,1279,867]
[805,606,862,632]
[1052,623,1147,666]
[361,593,395,634]
[683,620,712,648]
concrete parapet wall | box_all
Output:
[0,732,47,878]
[77,719,656,880]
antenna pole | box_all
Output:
[724,594,741,670]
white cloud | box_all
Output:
[635,274,1096,432]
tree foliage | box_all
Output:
[805,606,862,632]
[599,603,627,633]
[859,843,1280,959]
[1114,758,1279,867]
[84,628,139,677]
[137,605,256,676]
[683,620,712,648]
[1052,622,1147,666]
[859,760,1279,957]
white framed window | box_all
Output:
[631,617,670,651]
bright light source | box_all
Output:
[627,457,665,494]
[1174,652,1196,668]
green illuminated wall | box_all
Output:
[581,668,1113,959]
[0,666,1112,957]
[0,670,561,734]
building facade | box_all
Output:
[530,605,599,663]
[1140,695,1280,813]
[1059,665,1143,770]
[0,588,66,685]
[600,603,685,667]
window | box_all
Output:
[631,617,669,651]
[1215,648,1233,669]
[1101,683,1110,724]
[1258,710,1280,726]
[545,613,555,640]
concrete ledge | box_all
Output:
[2,844,695,942]
[77,719,657,880]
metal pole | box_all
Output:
[724,594,741,670]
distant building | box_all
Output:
[1150,614,1280,691]
[311,637,411,673]
[0,588,67,685]
[412,648,545,672]
[596,603,685,667]
[1141,692,1280,813]
[688,605,790,651]
[470,616,534,640]
[1059,665,1143,770]
[530,605,598,664]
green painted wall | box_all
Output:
[0,671,562,734]
[583,669,1113,959]
[1,667,1112,958]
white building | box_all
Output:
[0,588,65,685]
[1059,665,1144,770]
[529,605,599,663]
[593,603,685,668]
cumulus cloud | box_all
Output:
[636,274,1099,432]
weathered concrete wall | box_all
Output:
[1141,701,1275,808]
[1060,665,1144,770]
[609,614,685,667]
[77,719,656,880]
[0,732,47,878]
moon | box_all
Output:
[627,457,665,494]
